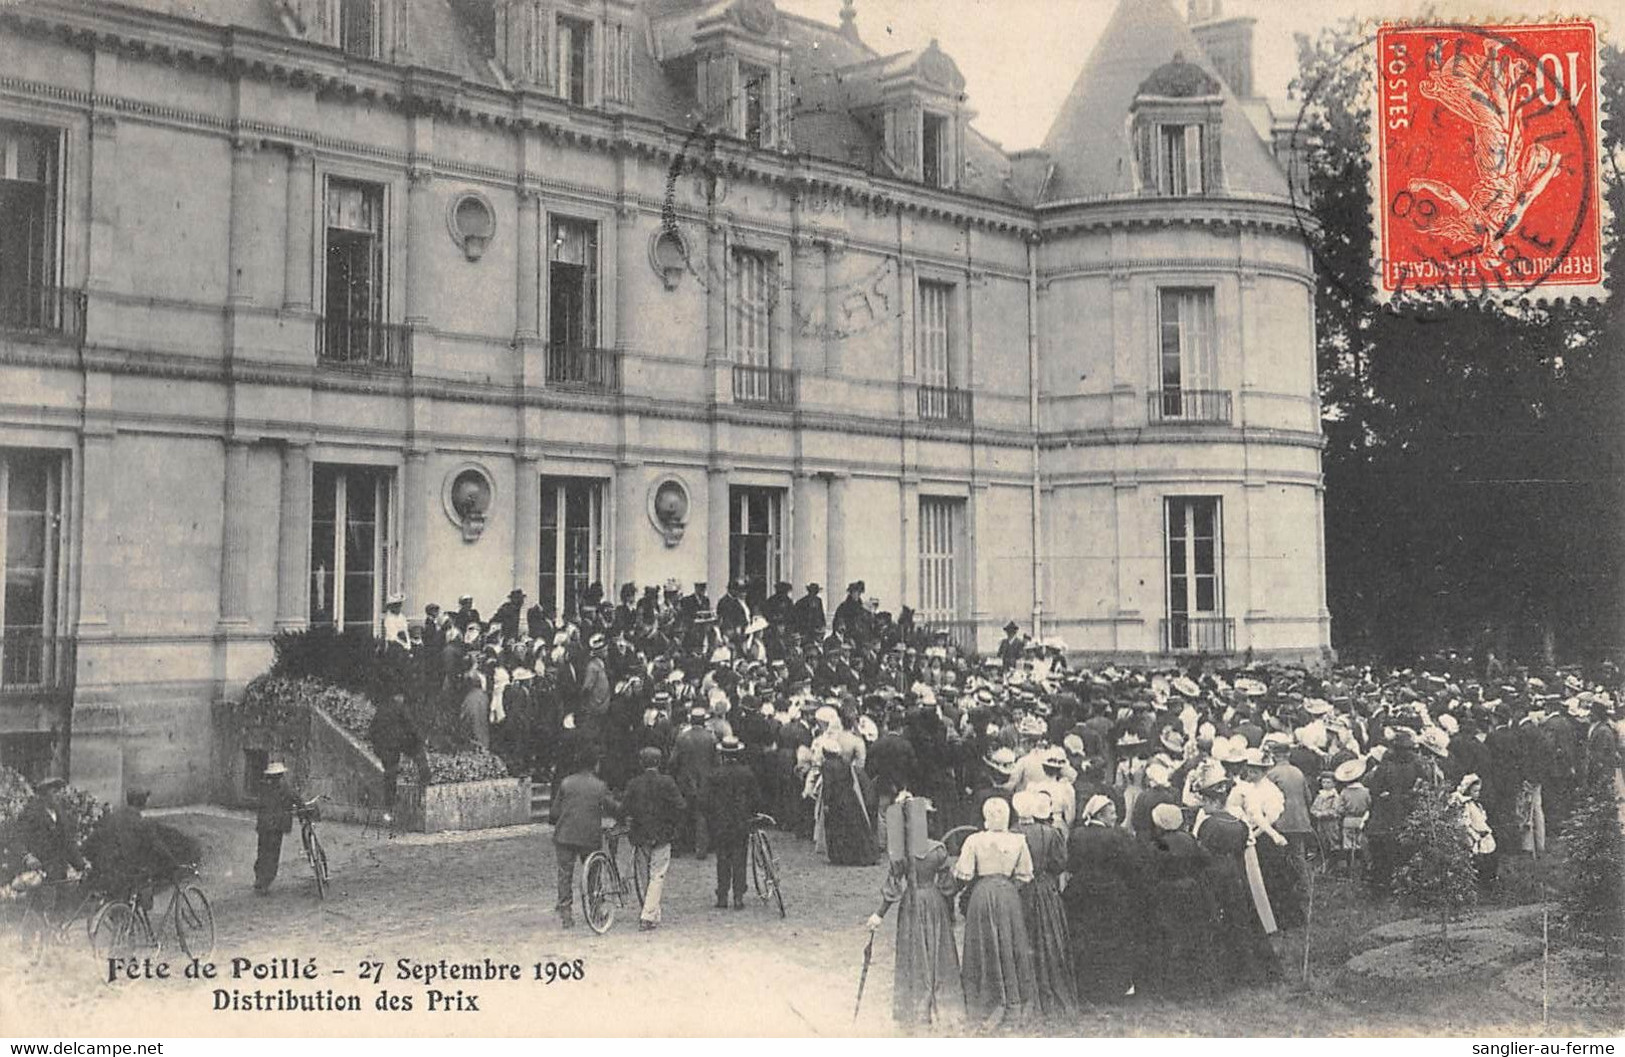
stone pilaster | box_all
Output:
[275,441,312,630]
[283,147,314,311]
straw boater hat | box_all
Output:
[983,746,1018,776]
[1172,676,1201,699]
[1333,758,1367,783]
[1159,726,1186,754]
[264,761,288,776]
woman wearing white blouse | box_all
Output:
[954,797,1038,1030]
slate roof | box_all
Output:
[84,0,1286,210]
[1037,0,1287,204]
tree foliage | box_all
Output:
[1291,27,1625,665]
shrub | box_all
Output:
[1394,785,1479,944]
[0,766,109,885]
[271,625,410,697]
[1560,785,1624,961]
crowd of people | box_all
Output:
[367,576,1622,1020]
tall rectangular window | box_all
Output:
[921,112,947,187]
[0,450,63,688]
[309,465,393,633]
[548,216,599,350]
[729,486,783,594]
[1158,288,1216,415]
[558,16,592,105]
[1166,496,1222,647]
[732,249,775,368]
[1154,123,1204,196]
[338,0,378,58]
[916,280,953,387]
[918,497,965,625]
[539,478,605,622]
[0,122,60,331]
[323,179,385,361]
[740,63,770,147]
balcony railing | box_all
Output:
[316,316,412,371]
[0,628,76,696]
[732,364,796,409]
[1161,615,1235,654]
[0,283,86,342]
[918,384,973,423]
[546,345,622,393]
[1149,388,1232,424]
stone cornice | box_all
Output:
[1036,195,1316,240]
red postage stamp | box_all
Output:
[1373,20,1604,300]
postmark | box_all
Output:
[1371,20,1604,301]
[658,79,906,344]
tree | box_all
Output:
[1559,785,1625,969]
[1290,28,1625,665]
[1394,786,1479,947]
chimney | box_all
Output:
[1189,7,1256,99]
[837,0,861,44]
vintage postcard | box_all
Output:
[0,0,1618,1044]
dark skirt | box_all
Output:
[1141,874,1218,999]
[1257,838,1304,929]
[1065,877,1139,1003]
[893,886,962,1025]
[1019,874,1077,1019]
[960,875,1037,1024]
[1203,855,1280,988]
[822,758,877,866]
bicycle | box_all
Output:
[9,870,102,963]
[747,813,786,918]
[580,822,648,935]
[298,796,331,899]
[88,864,214,961]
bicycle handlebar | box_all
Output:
[751,813,778,828]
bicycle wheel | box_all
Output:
[749,833,766,899]
[173,884,215,960]
[581,852,615,934]
[306,829,329,900]
[89,901,138,962]
[754,831,786,918]
[630,845,649,911]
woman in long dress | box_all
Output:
[954,797,1038,1030]
[810,706,877,865]
[1140,802,1218,1000]
[1012,790,1077,1020]
[1192,779,1280,989]
[1064,794,1144,1003]
[865,794,961,1027]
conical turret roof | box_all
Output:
[1038,0,1287,204]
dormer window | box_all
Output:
[1132,52,1223,197]
[558,15,593,105]
[337,0,377,58]
[921,111,947,187]
[740,63,770,147]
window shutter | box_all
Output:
[1134,120,1155,194]
[1184,124,1203,195]
[1204,120,1223,193]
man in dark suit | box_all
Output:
[762,581,794,629]
[997,620,1025,670]
[253,762,305,894]
[716,578,751,639]
[549,746,620,929]
[622,746,685,930]
[670,706,717,858]
[1581,698,1620,791]
[19,778,85,903]
[832,581,869,641]
[793,583,826,639]
[492,588,527,640]
[701,736,762,909]
[867,709,917,810]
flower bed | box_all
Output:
[1501,948,1624,1012]
[234,675,508,785]
[1346,929,1541,981]
[1365,904,1543,943]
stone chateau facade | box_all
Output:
[0,0,1330,802]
